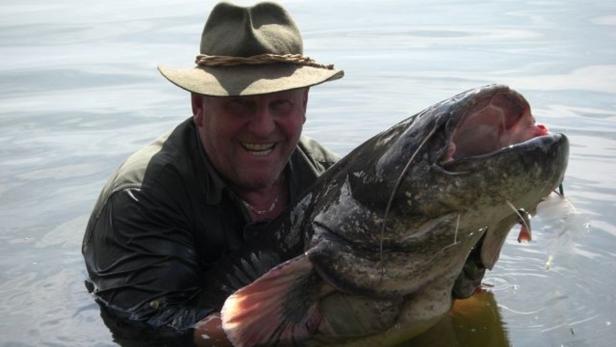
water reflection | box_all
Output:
[403,291,510,347]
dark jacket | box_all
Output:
[82,118,338,339]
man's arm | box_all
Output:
[83,186,214,340]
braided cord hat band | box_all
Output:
[195,53,335,70]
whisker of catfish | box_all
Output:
[379,122,439,279]
[505,200,531,233]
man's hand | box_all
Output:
[452,248,486,299]
[193,313,233,347]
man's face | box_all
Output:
[192,88,308,192]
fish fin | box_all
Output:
[221,255,322,347]
[517,224,532,243]
[205,250,282,294]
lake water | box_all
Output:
[1,0,615,346]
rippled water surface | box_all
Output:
[1,0,615,346]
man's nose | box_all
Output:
[248,105,276,136]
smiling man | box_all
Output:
[81,2,342,346]
[192,89,309,220]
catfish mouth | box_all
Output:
[437,87,563,272]
[440,88,551,164]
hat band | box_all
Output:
[195,53,334,70]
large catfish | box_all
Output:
[216,85,569,346]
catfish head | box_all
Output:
[309,85,568,298]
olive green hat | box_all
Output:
[158,1,344,96]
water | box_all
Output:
[1,0,615,345]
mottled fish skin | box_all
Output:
[220,85,569,347]
[298,85,568,297]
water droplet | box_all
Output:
[545,255,554,270]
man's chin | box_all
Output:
[233,171,283,191]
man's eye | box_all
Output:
[271,100,293,114]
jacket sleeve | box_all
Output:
[83,184,211,337]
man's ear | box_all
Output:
[191,93,204,126]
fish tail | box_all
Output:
[221,255,322,347]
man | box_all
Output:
[82,2,343,346]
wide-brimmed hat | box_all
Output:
[158,1,344,96]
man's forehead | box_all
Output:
[204,88,308,102]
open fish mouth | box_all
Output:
[439,88,553,165]
[434,87,569,272]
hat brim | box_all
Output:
[158,64,344,96]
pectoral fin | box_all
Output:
[221,254,324,347]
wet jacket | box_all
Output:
[81,118,338,339]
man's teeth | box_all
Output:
[242,143,275,156]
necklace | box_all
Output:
[240,195,279,216]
